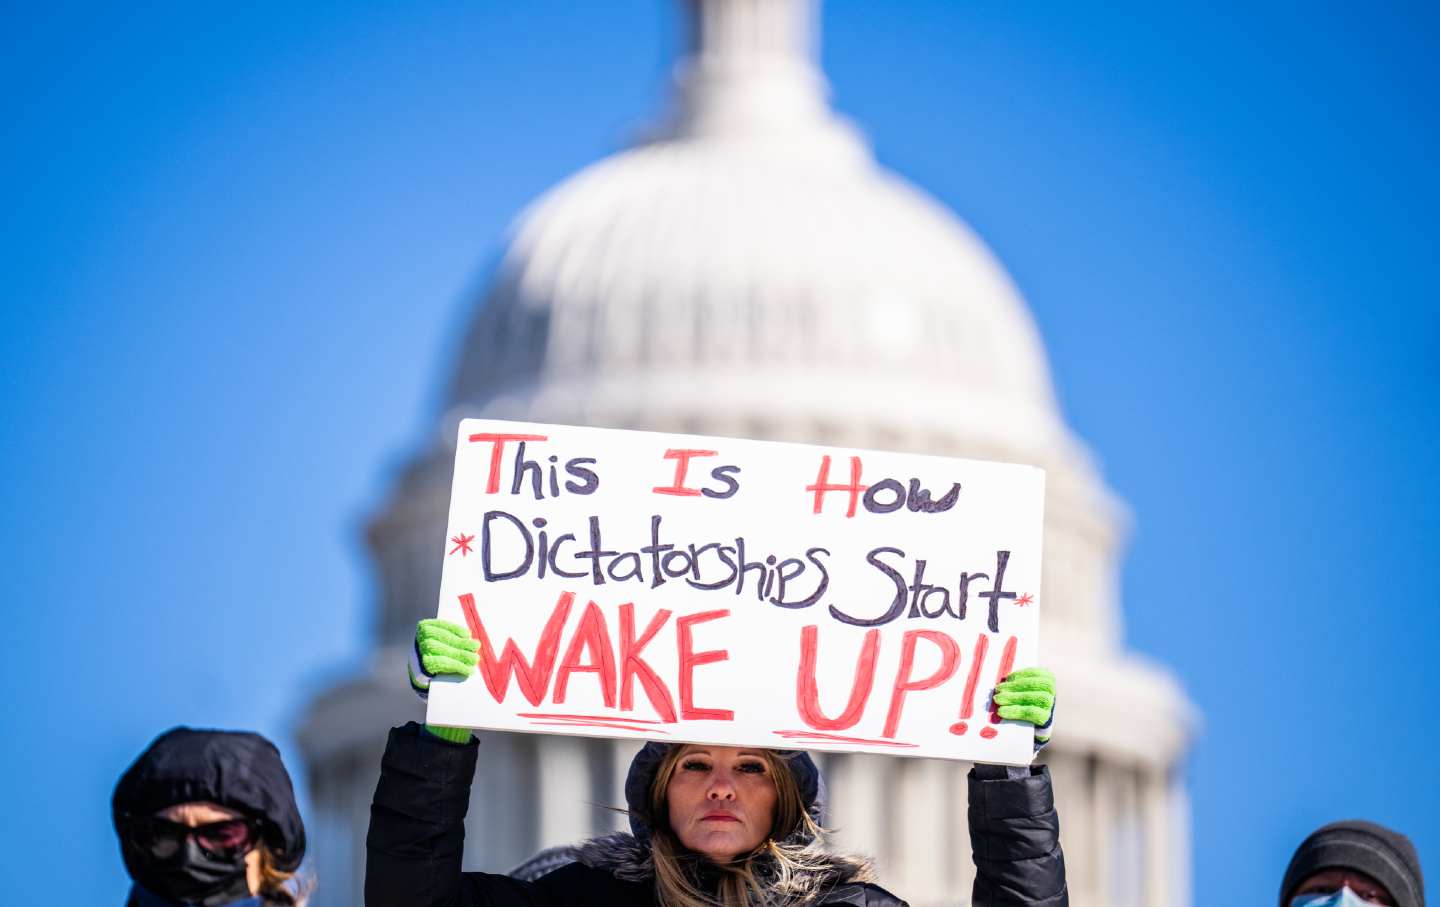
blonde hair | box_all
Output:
[646,747,847,907]
[257,846,314,907]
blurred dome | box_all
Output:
[449,2,1066,465]
[451,135,1064,454]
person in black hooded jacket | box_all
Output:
[112,727,309,907]
[364,619,1068,907]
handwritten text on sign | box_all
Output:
[425,420,1046,764]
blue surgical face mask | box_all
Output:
[1291,888,1374,907]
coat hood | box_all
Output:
[112,727,306,874]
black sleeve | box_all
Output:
[365,722,559,907]
[967,763,1068,907]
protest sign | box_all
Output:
[424,419,1046,764]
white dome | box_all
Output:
[451,136,1067,456]
[448,0,1068,468]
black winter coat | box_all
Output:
[366,723,1067,907]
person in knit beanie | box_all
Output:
[1280,819,1425,907]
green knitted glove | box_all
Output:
[993,666,1057,751]
[409,618,480,745]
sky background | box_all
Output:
[2,1,1437,904]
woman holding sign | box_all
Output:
[366,619,1066,907]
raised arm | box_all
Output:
[968,668,1068,907]
[366,621,556,907]
[367,719,479,907]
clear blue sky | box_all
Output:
[2,2,1436,904]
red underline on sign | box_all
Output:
[529,720,669,735]
[517,712,668,725]
[771,730,919,748]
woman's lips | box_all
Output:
[701,812,740,822]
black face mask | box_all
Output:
[126,836,253,907]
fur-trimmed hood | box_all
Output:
[576,831,876,889]
[510,832,876,893]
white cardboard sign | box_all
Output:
[425,419,1045,764]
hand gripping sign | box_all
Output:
[424,419,1046,765]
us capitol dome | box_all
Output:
[298,2,1196,904]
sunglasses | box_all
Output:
[127,816,260,860]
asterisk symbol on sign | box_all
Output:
[1015,593,1034,607]
[449,533,475,556]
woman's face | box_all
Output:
[665,745,779,863]
[157,801,263,895]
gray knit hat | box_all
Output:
[1279,820,1424,907]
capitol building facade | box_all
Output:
[297,2,1196,904]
